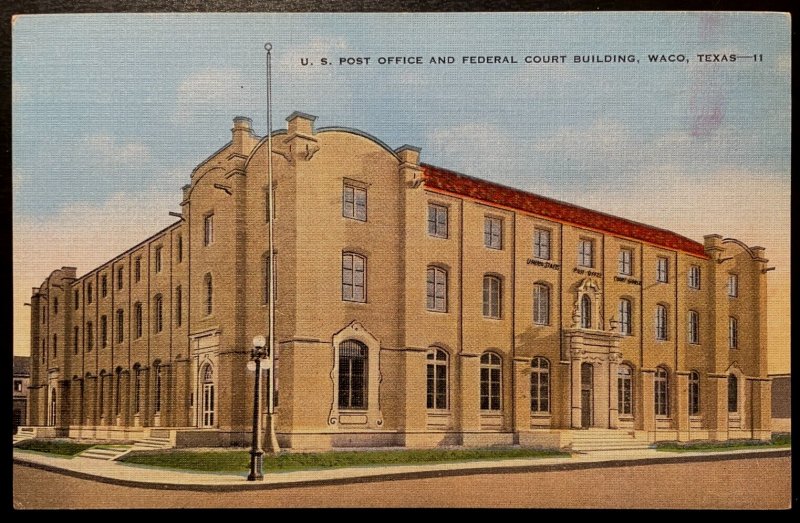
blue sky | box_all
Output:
[12,13,791,369]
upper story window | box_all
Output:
[41,306,45,324]
[688,310,700,345]
[480,352,502,411]
[73,326,79,354]
[87,283,93,304]
[134,257,141,282]
[729,317,738,349]
[117,266,124,290]
[580,294,592,329]
[52,334,57,358]
[688,265,701,289]
[86,322,94,351]
[533,283,550,326]
[175,286,182,327]
[427,203,448,238]
[204,273,213,316]
[342,183,367,222]
[204,214,214,246]
[534,228,551,260]
[134,302,143,339]
[578,239,594,268]
[727,273,738,297]
[14,380,23,393]
[116,309,124,343]
[176,234,183,263]
[618,248,633,276]
[53,297,58,315]
[482,275,502,319]
[656,256,669,283]
[655,304,668,341]
[426,266,447,312]
[426,348,449,410]
[74,290,79,310]
[154,246,163,273]
[101,274,108,297]
[484,216,502,249]
[342,253,366,303]
[618,298,632,335]
[100,315,108,347]
[153,295,163,333]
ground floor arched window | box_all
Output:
[654,367,669,416]
[618,364,633,416]
[338,339,368,410]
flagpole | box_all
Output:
[264,42,279,454]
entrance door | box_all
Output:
[581,363,593,428]
[201,364,215,427]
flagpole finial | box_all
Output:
[265,42,272,52]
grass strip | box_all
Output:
[14,439,97,456]
[655,434,791,453]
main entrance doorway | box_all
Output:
[201,364,215,427]
[581,363,593,428]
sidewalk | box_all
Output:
[13,446,791,491]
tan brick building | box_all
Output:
[25,112,772,449]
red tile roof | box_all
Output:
[421,164,708,258]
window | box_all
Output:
[534,228,551,260]
[655,304,668,340]
[154,363,162,413]
[482,275,502,318]
[689,371,700,416]
[14,380,22,393]
[134,257,141,282]
[154,295,163,333]
[530,357,550,413]
[484,216,502,249]
[728,274,738,297]
[688,265,701,289]
[427,204,448,238]
[101,274,108,297]
[578,239,594,268]
[342,253,366,303]
[74,290,79,310]
[338,340,368,409]
[116,309,124,343]
[134,303,143,339]
[426,267,447,312]
[618,298,632,335]
[204,274,213,316]
[86,322,94,351]
[728,375,738,413]
[175,286,182,327]
[134,366,142,414]
[115,368,122,416]
[100,315,108,348]
[52,334,57,358]
[154,246,163,273]
[53,297,59,315]
[618,365,633,416]
[656,257,669,283]
[729,317,738,349]
[619,248,633,276]
[581,294,592,329]
[41,306,45,324]
[342,184,367,221]
[204,214,214,246]
[426,348,448,410]
[87,283,93,304]
[41,339,45,363]
[117,266,124,290]
[533,283,550,325]
[98,372,105,418]
[73,327,79,354]
[177,235,183,263]
[654,367,669,416]
[688,310,700,344]
[480,352,502,411]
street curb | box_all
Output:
[13,448,791,492]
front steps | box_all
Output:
[568,428,652,452]
[78,446,133,461]
[131,434,173,451]
[12,427,36,445]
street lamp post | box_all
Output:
[247,335,267,481]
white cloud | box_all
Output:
[84,134,151,166]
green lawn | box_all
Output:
[14,439,97,456]
[655,433,791,453]
[119,447,569,473]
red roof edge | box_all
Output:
[421,163,708,258]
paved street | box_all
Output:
[13,455,791,509]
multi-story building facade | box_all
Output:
[13,356,31,433]
[25,112,772,449]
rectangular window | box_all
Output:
[729,317,738,349]
[688,265,701,289]
[134,257,141,282]
[177,235,183,263]
[655,306,668,341]
[175,286,182,327]
[618,248,633,276]
[342,184,367,221]
[618,299,632,335]
[342,253,366,303]
[101,274,108,297]
[426,267,447,312]
[116,309,124,343]
[728,274,738,297]
[100,315,107,348]
[204,214,214,246]
[87,322,94,351]
[134,303,143,339]
[482,276,502,319]
[74,290,80,310]
[427,204,448,238]
[484,216,502,249]
[688,311,700,344]
[154,246,163,273]
[338,341,368,409]
[87,284,93,304]
[578,239,594,268]
[534,228,551,260]
[14,380,22,393]
[533,284,550,325]
[656,256,669,283]
[117,266,124,290]
[73,326,79,354]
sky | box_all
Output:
[12,12,791,372]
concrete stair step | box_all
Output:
[78,447,132,460]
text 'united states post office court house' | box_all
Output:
[23,112,773,450]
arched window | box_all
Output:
[689,371,700,416]
[533,284,550,325]
[729,317,738,349]
[134,302,143,339]
[426,267,448,312]
[482,275,502,319]
[530,357,550,413]
[204,273,213,316]
[87,283,93,304]
[618,298,632,335]
[201,364,215,427]
[728,374,738,413]
[153,295,163,333]
[655,304,668,340]
[342,253,366,303]
[480,352,502,411]
[426,348,448,410]
[338,340,368,409]
[86,322,94,351]
[618,364,633,416]
[154,362,162,413]
[688,310,699,344]
[654,367,669,416]
[133,364,142,415]
[580,294,592,329]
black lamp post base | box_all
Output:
[247,449,264,481]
